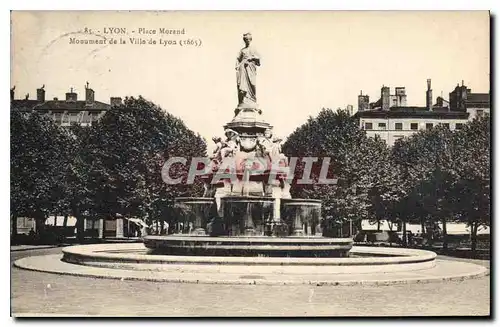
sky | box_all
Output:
[11,11,490,146]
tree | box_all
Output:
[11,110,72,240]
[83,96,206,231]
[392,118,490,252]
[451,116,490,252]
[282,109,394,237]
[60,123,96,241]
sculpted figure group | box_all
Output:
[210,128,286,165]
[210,129,241,164]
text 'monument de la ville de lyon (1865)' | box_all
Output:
[69,27,201,47]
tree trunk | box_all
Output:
[387,221,393,246]
[76,216,85,242]
[34,212,46,236]
[442,218,448,250]
[54,215,58,227]
[11,215,18,244]
[402,219,407,247]
[471,221,478,254]
[63,214,68,227]
[377,220,381,232]
[421,219,425,236]
[160,220,164,235]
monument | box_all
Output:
[144,33,350,256]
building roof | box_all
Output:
[34,100,111,111]
[11,99,111,113]
[466,92,490,108]
[355,107,469,119]
[10,100,41,112]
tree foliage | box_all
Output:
[10,96,207,238]
[283,109,491,247]
[283,109,395,234]
[11,110,73,235]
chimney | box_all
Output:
[37,84,46,102]
[110,97,122,107]
[85,82,95,104]
[66,87,77,102]
[358,91,369,111]
[346,104,354,116]
[426,79,433,110]
[381,85,390,110]
[10,86,15,101]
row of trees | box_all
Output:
[283,109,490,251]
[11,99,490,251]
[11,97,206,241]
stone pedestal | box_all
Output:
[221,196,273,236]
[174,197,215,236]
[115,218,124,238]
[281,199,322,237]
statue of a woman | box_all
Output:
[236,33,260,110]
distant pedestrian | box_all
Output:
[407,231,413,246]
[141,225,148,237]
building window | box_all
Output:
[455,123,463,130]
[395,122,403,130]
[81,114,91,124]
[69,113,79,123]
[364,122,373,130]
[378,122,387,130]
[53,112,63,124]
[90,112,100,122]
[426,123,433,130]
[86,219,95,229]
[442,123,450,129]
[410,123,418,130]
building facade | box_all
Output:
[10,82,122,126]
[355,80,490,146]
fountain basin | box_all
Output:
[60,242,437,274]
[143,235,353,257]
[15,243,488,286]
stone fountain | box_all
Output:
[143,32,352,257]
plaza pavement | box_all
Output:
[11,247,490,317]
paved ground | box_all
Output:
[11,247,491,317]
[11,245,62,252]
